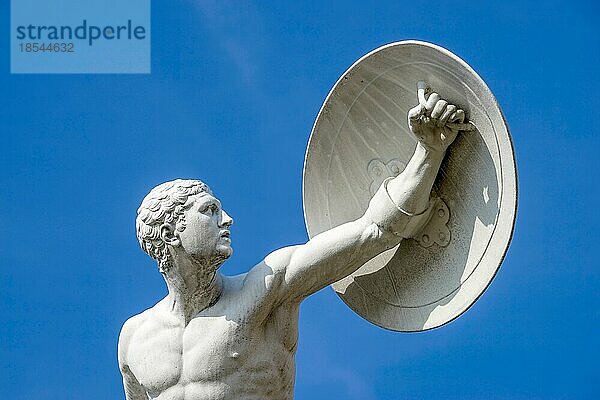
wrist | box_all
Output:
[414,142,445,165]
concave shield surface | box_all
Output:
[302,41,517,331]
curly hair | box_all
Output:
[136,179,212,272]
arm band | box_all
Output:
[365,177,433,238]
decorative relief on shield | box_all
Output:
[410,197,451,247]
[367,158,406,195]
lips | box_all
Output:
[220,230,230,240]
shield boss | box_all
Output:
[302,41,517,331]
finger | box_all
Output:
[438,104,456,127]
[447,122,477,131]
[431,100,448,119]
[425,92,440,113]
[408,104,426,122]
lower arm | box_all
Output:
[386,143,444,214]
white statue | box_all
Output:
[118,86,468,399]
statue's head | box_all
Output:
[136,179,234,273]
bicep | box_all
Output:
[279,217,398,302]
[247,217,397,310]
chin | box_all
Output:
[220,245,233,259]
[216,244,233,260]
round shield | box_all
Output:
[302,41,517,332]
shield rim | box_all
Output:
[302,40,518,332]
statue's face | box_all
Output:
[177,193,233,268]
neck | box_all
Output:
[162,257,224,325]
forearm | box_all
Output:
[364,143,445,239]
[386,142,444,214]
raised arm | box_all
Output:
[262,84,467,305]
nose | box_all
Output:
[219,210,233,228]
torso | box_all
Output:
[125,274,299,400]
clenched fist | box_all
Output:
[408,82,471,153]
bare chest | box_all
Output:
[127,316,238,389]
[127,314,292,398]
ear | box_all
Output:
[160,223,180,247]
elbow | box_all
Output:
[358,217,401,252]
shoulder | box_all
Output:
[234,246,301,313]
[264,246,301,270]
[117,308,152,368]
[244,246,300,287]
[119,311,148,343]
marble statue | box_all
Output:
[118,40,518,398]
[118,85,468,399]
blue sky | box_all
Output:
[1,1,598,399]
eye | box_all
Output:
[202,203,219,215]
